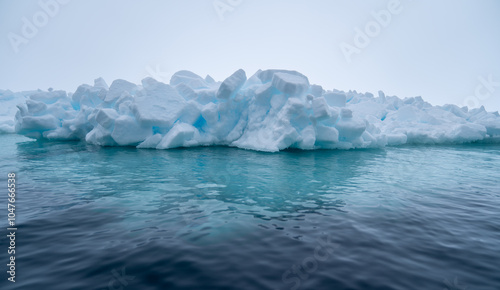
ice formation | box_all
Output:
[5,69,500,152]
[0,90,31,133]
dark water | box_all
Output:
[0,134,499,290]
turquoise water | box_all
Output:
[1,134,499,289]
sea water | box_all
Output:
[0,134,499,289]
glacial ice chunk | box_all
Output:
[216,69,247,100]
[157,123,198,149]
[271,72,309,97]
[105,80,137,104]
[4,69,499,152]
[170,70,208,89]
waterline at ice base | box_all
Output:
[4,69,500,152]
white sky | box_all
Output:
[1,0,499,111]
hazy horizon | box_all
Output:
[1,0,499,111]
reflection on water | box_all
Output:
[1,134,499,290]
[14,139,384,219]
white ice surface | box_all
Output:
[5,69,500,152]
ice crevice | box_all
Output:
[5,69,500,152]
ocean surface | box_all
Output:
[1,134,499,290]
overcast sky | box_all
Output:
[1,0,499,111]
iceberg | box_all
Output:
[4,69,500,152]
[0,90,32,134]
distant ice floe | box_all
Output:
[3,69,500,152]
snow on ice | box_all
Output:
[2,69,499,152]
